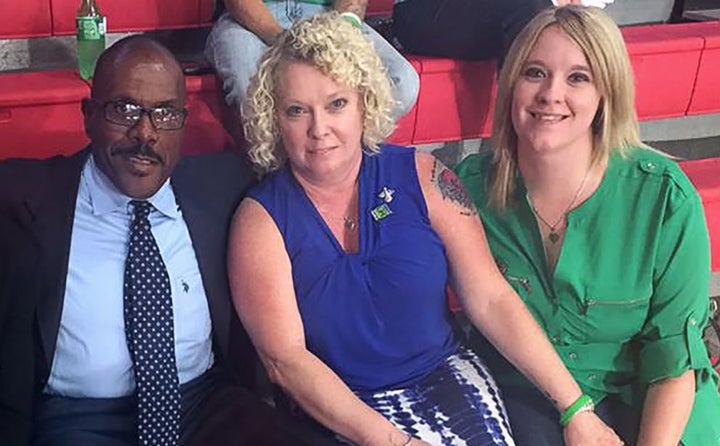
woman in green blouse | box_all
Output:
[456,5,720,446]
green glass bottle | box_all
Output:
[76,0,106,80]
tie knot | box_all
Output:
[130,200,152,221]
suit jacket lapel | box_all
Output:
[32,150,89,373]
[171,170,232,362]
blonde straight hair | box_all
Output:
[489,5,643,208]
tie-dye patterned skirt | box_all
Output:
[356,348,515,446]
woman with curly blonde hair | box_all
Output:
[242,11,397,176]
[228,13,621,445]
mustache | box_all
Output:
[111,144,163,164]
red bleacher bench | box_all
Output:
[386,58,421,146]
[0,68,415,160]
[685,21,720,116]
[680,158,720,273]
[0,69,89,160]
[410,57,497,142]
[2,19,720,155]
[0,0,53,39]
[621,24,704,120]
[51,0,216,35]
[366,0,394,17]
[620,21,720,118]
[183,74,233,155]
[49,0,390,34]
[0,22,718,153]
[199,0,217,25]
[0,71,234,159]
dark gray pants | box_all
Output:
[33,367,338,446]
[393,0,552,61]
[500,384,641,446]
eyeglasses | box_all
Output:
[94,99,188,130]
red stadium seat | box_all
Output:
[0,70,89,160]
[410,58,497,144]
[51,0,204,35]
[386,58,420,146]
[366,0,394,17]
[199,0,216,26]
[0,0,52,39]
[622,24,704,120]
[687,21,720,116]
[183,74,233,155]
[680,158,720,273]
[181,69,416,153]
[0,72,235,160]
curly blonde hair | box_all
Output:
[242,12,398,175]
[489,5,643,208]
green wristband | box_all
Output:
[559,394,594,426]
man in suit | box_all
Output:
[0,36,334,446]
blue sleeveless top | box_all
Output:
[248,144,459,392]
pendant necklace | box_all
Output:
[309,185,359,233]
[528,166,592,245]
[316,210,357,232]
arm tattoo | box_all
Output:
[333,0,368,16]
[431,158,478,216]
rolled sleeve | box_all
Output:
[638,182,711,385]
[638,313,710,384]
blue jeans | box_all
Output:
[205,3,420,119]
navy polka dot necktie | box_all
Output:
[124,200,181,446]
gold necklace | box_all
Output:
[315,210,357,231]
[527,167,592,245]
[309,189,359,232]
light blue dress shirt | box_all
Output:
[45,155,214,398]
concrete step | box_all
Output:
[0,28,207,73]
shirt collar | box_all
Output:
[83,153,180,219]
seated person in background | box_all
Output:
[0,35,335,446]
[229,12,624,446]
[393,0,549,61]
[205,0,419,142]
[456,6,720,446]
[392,0,612,62]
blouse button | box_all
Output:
[568,352,578,360]
[639,160,658,173]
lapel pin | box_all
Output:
[371,203,392,221]
[378,186,395,203]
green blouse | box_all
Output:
[455,148,720,446]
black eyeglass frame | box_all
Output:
[90,98,188,131]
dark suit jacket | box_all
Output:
[0,148,256,445]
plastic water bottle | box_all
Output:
[76,0,106,80]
